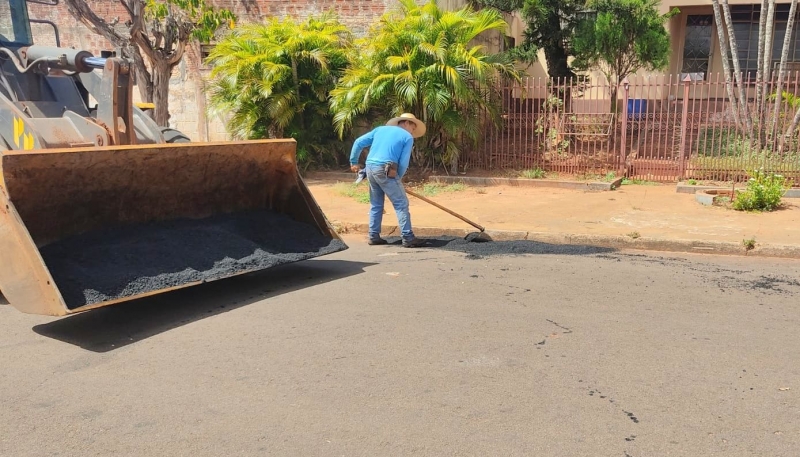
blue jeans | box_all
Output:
[365,164,414,241]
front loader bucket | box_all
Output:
[0,139,347,316]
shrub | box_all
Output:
[732,169,790,212]
[329,0,520,173]
[696,128,752,157]
[205,13,352,168]
[521,168,547,179]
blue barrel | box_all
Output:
[627,99,647,120]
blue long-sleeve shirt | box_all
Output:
[349,126,414,179]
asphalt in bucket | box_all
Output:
[40,209,347,310]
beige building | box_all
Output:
[665,0,800,78]
[440,0,800,113]
[454,0,800,81]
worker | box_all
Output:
[350,113,428,248]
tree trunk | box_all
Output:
[191,41,209,141]
[761,0,776,92]
[777,0,799,151]
[609,85,618,115]
[754,0,769,127]
[131,47,153,103]
[721,0,754,137]
[783,104,800,145]
[65,1,150,102]
[448,135,458,175]
[544,45,574,81]
[758,0,776,145]
[543,4,574,80]
[151,58,172,127]
[711,0,745,133]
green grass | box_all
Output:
[696,128,751,158]
[575,171,619,182]
[521,168,547,179]
[621,178,660,186]
[333,182,371,204]
[714,195,732,206]
[576,172,602,181]
[419,182,468,196]
[689,156,800,176]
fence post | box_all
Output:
[678,75,692,180]
[619,78,630,174]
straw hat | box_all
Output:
[386,113,426,138]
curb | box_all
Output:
[330,222,800,259]
[676,183,739,194]
[694,189,731,206]
[430,175,623,191]
[676,182,800,198]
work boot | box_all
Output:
[402,237,427,248]
[368,237,388,246]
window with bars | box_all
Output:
[681,15,714,80]
[729,4,800,79]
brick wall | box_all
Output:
[210,0,396,37]
[24,0,400,141]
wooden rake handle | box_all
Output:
[405,188,485,232]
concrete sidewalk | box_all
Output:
[305,174,800,258]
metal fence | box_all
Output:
[463,73,800,183]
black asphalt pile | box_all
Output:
[40,209,347,310]
[388,236,614,258]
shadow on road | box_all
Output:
[0,291,8,305]
[32,259,373,353]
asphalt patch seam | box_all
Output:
[381,236,614,259]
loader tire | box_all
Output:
[160,127,191,143]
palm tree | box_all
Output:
[205,13,352,167]
[329,0,521,173]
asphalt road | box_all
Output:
[1,235,799,456]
